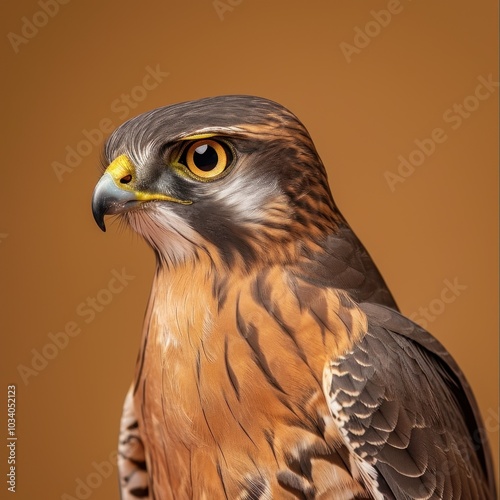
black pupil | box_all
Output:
[193,144,218,171]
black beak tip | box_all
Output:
[97,220,107,232]
[92,198,108,232]
[92,209,107,232]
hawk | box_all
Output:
[91,95,496,499]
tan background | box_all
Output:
[1,1,498,498]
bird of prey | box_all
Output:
[92,95,496,499]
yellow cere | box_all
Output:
[106,154,191,205]
[105,154,137,188]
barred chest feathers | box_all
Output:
[133,258,371,499]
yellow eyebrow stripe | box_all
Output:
[179,133,217,141]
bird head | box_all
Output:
[92,95,342,268]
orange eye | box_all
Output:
[183,139,231,179]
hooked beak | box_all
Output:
[91,154,191,232]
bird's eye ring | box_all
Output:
[180,139,232,179]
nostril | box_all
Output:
[120,174,132,184]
